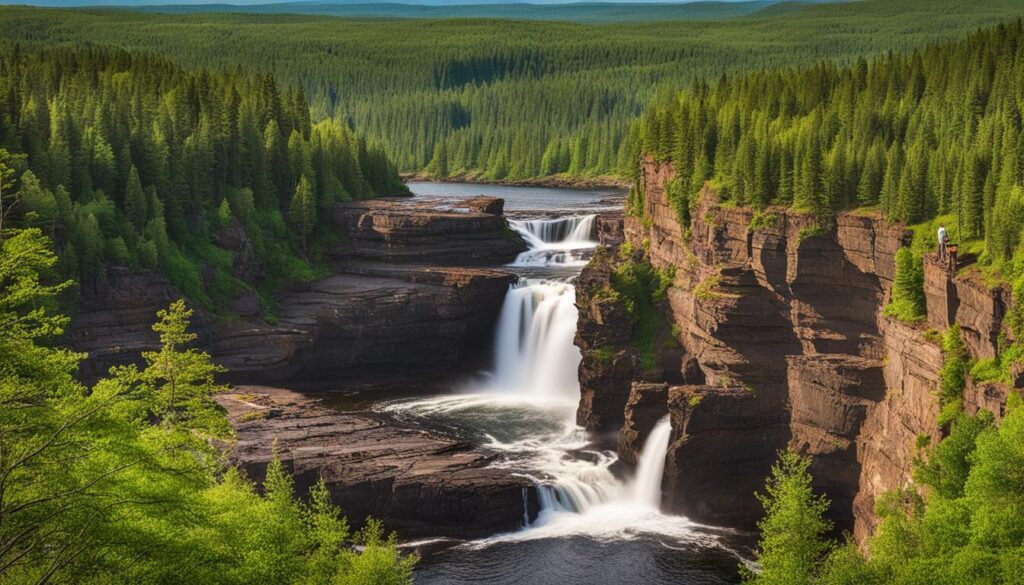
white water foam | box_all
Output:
[509,215,597,267]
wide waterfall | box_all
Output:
[508,215,597,267]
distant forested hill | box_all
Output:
[128,1,780,23]
[1,0,1022,183]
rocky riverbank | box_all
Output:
[217,386,536,538]
[574,157,1023,541]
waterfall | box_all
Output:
[530,416,672,520]
[508,215,597,267]
[490,280,581,403]
[382,204,684,539]
[630,417,672,508]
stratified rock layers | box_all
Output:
[217,387,535,538]
[68,197,525,386]
[575,158,1020,540]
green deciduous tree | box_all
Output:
[744,451,833,585]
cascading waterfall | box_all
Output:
[508,215,597,267]
[383,205,682,539]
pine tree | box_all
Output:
[288,175,316,254]
[124,165,148,231]
[743,451,833,585]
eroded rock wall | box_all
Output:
[69,197,524,388]
[575,158,1020,539]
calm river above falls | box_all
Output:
[341,182,754,585]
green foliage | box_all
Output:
[915,412,994,499]
[937,325,971,426]
[884,247,926,323]
[609,248,674,372]
[638,18,1024,247]
[664,177,691,229]
[0,228,414,584]
[744,451,833,585]
[0,44,407,312]
[289,175,317,254]
[749,211,780,232]
[760,397,1024,585]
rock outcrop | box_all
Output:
[68,196,524,387]
[217,387,536,538]
[330,197,525,265]
[212,265,515,387]
[575,157,1020,540]
[66,267,212,381]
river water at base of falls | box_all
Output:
[374,184,752,584]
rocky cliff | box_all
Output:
[575,158,1021,540]
[68,196,525,387]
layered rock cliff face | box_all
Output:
[575,159,1020,540]
[68,196,525,387]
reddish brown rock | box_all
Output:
[923,254,958,331]
[787,355,885,532]
[576,157,994,545]
[212,265,515,386]
[964,378,1021,422]
[66,267,212,381]
[69,197,522,388]
[459,196,505,215]
[952,268,1008,359]
[218,387,536,538]
[213,221,264,281]
[853,317,942,542]
[330,198,526,265]
[617,382,670,465]
[595,211,625,247]
[664,385,789,528]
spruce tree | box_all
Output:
[288,175,316,255]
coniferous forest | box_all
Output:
[0,45,407,307]
[1,0,1024,182]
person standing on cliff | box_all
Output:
[938,223,948,261]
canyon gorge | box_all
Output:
[62,172,1022,580]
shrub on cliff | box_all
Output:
[610,246,675,371]
[884,247,926,323]
[937,324,971,426]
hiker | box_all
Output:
[938,223,948,260]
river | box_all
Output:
[363,183,752,584]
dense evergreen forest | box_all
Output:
[0,45,408,309]
[1,0,1023,182]
[131,0,780,23]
